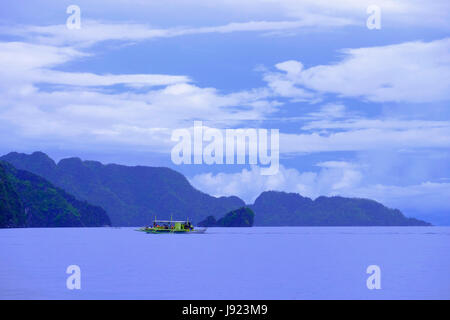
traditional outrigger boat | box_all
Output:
[137,216,207,234]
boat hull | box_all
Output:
[137,227,207,234]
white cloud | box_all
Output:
[305,104,347,119]
[0,84,276,150]
[0,41,278,151]
[281,125,450,153]
[0,42,83,70]
[205,0,450,29]
[0,42,190,89]
[190,162,362,203]
[263,61,314,101]
[265,38,450,103]
[275,103,450,153]
[302,118,450,131]
[4,18,354,47]
[65,0,450,29]
[1,37,450,156]
[2,1,448,55]
[280,104,450,153]
[36,71,191,88]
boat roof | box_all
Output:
[154,220,189,223]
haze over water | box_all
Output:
[1,227,449,299]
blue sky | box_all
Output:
[0,0,449,224]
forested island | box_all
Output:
[198,207,255,227]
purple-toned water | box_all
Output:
[0,227,449,299]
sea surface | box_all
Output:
[0,227,449,299]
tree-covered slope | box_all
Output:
[250,191,431,226]
[0,163,25,227]
[1,152,245,226]
[0,161,110,228]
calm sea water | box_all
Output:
[0,227,449,299]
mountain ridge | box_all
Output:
[250,191,430,226]
[1,152,245,226]
[1,152,431,227]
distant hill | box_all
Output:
[1,152,245,226]
[0,161,110,228]
[198,207,255,227]
[250,191,431,226]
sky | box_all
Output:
[0,0,449,224]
